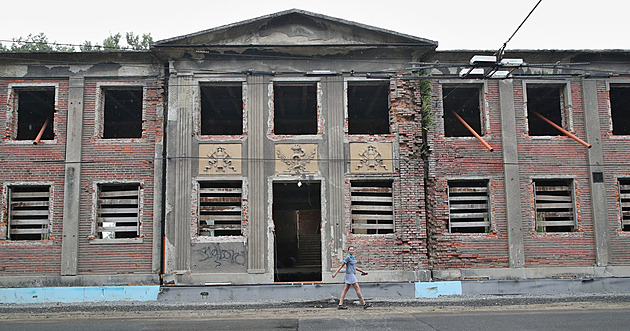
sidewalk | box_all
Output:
[2,277,630,305]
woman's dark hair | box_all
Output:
[347,245,355,250]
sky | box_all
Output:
[1,0,628,51]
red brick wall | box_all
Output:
[512,79,596,266]
[426,81,510,272]
[343,78,428,271]
[76,77,163,275]
[0,78,69,275]
[598,79,630,265]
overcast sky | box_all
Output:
[1,0,628,51]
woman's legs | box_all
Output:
[351,282,366,305]
[338,283,351,306]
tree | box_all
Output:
[1,32,153,52]
[102,33,122,50]
[126,32,153,50]
[2,33,74,52]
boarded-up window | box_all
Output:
[15,88,55,141]
[443,86,483,137]
[273,83,317,135]
[526,85,567,136]
[200,84,243,135]
[347,81,390,134]
[103,88,143,139]
[610,84,630,135]
[8,186,50,240]
[351,180,394,234]
[534,179,575,232]
[619,179,630,231]
[198,181,242,236]
[97,183,140,239]
[448,180,490,233]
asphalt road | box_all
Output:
[2,300,630,331]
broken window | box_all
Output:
[347,81,390,134]
[97,183,140,239]
[448,180,490,233]
[534,179,575,232]
[103,88,143,138]
[200,84,243,135]
[619,179,630,231]
[443,86,483,137]
[7,185,51,240]
[15,88,55,141]
[609,84,630,135]
[526,85,567,136]
[350,180,394,234]
[198,181,242,236]
[273,83,317,135]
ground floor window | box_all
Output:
[350,180,394,234]
[534,179,575,232]
[97,183,140,239]
[619,179,630,231]
[7,185,51,240]
[448,180,490,233]
[198,181,242,236]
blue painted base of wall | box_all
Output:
[0,286,160,304]
[415,281,463,298]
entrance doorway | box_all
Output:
[273,181,321,282]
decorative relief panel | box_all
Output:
[198,144,242,175]
[349,142,394,174]
[275,144,318,175]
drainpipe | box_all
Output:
[532,112,592,148]
[451,111,494,152]
[33,118,50,144]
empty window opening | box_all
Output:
[534,179,575,232]
[448,180,490,233]
[273,84,317,135]
[198,181,242,237]
[273,182,321,282]
[103,88,143,138]
[610,84,630,135]
[619,179,630,231]
[347,81,390,134]
[351,180,394,234]
[200,85,243,135]
[8,186,50,240]
[443,86,482,137]
[15,88,55,141]
[526,85,566,136]
[97,183,140,239]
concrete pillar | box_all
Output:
[247,75,266,273]
[323,76,346,260]
[498,80,525,268]
[582,79,609,266]
[61,76,84,276]
[165,73,194,272]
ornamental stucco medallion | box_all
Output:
[275,144,318,175]
[198,144,242,175]
[349,142,394,174]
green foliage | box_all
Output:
[3,33,74,52]
[1,32,153,52]
[418,77,434,131]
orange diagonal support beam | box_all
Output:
[451,111,494,152]
[532,112,591,148]
[33,118,50,145]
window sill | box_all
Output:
[89,238,144,245]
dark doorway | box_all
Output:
[273,181,321,282]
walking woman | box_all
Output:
[332,245,372,309]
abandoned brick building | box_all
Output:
[1,9,630,286]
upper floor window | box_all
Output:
[609,84,630,135]
[103,88,143,139]
[448,180,490,233]
[526,84,570,136]
[273,83,317,135]
[14,87,56,141]
[200,84,243,135]
[350,180,394,234]
[7,185,51,240]
[443,85,483,137]
[347,81,390,134]
[96,183,140,239]
[534,179,575,232]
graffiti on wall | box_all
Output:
[192,242,247,272]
